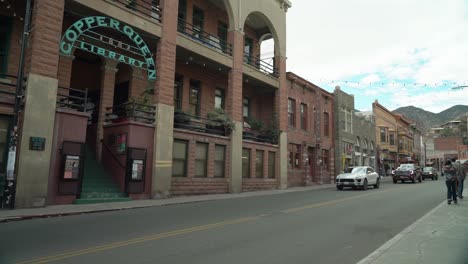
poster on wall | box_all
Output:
[131,160,144,180]
[64,155,80,179]
[117,134,127,154]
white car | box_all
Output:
[336,166,381,190]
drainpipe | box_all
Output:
[3,0,32,209]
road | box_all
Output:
[0,179,446,264]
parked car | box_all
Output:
[393,163,422,183]
[421,167,438,180]
[336,166,381,190]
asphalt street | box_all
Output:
[0,179,446,264]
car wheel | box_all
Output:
[362,179,368,190]
[337,185,343,190]
[401,180,405,183]
[374,178,380,189]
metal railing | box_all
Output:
[177,19,232,56]
[0,74,17,108]
[243,53,279,77]
[173,112,231,136]
[111,0,162,22]
[106,102,156,124]
[56,86,88,112]
[243,129,278,145]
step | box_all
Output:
[73,197,132,204]
[80,192,127,199]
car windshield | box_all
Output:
[351,167,366,173]
[423,167,433,172]
[400,164,414,170]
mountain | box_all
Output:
[393,105,468,132]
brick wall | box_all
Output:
[25,0,65,78]
[241,141,279,191]
[434,136,463,151]
[172,129,231,195]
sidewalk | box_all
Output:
[0,183,336,223]
[357,196,468,264]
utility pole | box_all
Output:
[3,0,32,209]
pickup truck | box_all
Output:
[393,163,422,183]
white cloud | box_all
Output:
[360,74,380,85]
[387,89,468,113]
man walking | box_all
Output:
[458,160,468,199]
[444,160,458,205]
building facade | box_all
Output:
[333,87,376,174]
[0,0,297,208]
[286,72,335,186]
[373,100,398,173]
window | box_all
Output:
[172,140,188,177]
[268,152,276,179]
[0,17,12,74]
[288,98,296,127]
[177,0,187,31]
[289,151,294,169]
[214,145,226,178]
[174,75,183,110]
[189,80,201,116]
[215,88,224,109]
[151,0,161,20]
[192,6,204,38]
[346,111,352,133]
[389,133,395,145]
[355,137,360,152]
[300,103,307,130]
[399,139,403,149]
[323,112,330,137]
[243,97,250,118]
[195,142,208,177]
[242,148,250,178]
[0,117,10,174]
[255,150,264,178]
[217,21,228,53]
[244,37,253,64]
[380,128,386,143]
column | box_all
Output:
[275,55,288,189]
[15,0,65,208]
[129,68,147,98]
[227,29,244,193]
[96,59,118,161]
[151,0,178,198]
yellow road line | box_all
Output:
[17,216,258,264]
[282,188,395,213]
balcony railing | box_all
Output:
[173,112,231,137]
[243,129,278,145]
[56,87,88,112]
[0,74,17,109]
[111,0,162,22]
[106,102,156,124]
[243,53,279,77]
[177,19,232,56]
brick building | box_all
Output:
[333,87,376,175]
[0,0,298,208]
[286,72,334,186]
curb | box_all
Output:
[356,200,446,264]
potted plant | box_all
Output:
[206,108,235,136]
[174,109,191,128]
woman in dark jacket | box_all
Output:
[443,160,458,204]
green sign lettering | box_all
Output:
[60,16,156,81]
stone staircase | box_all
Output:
[73,147,131,204]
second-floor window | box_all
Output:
[177,0,187,31]
[323,112,330,137]
[214,88,224,109]
[244,37,253,64]
[380,128,386,143]
[288,98,296,127]
[217,21,228,52]
[389,133,395,145]
[0,17,12,74]
[174,75,183,110]
[243,97,250,118]
[189,80,201,116]
[300,103,307,130]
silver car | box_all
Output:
[336,166,381,190]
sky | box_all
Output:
[284,0,468,113]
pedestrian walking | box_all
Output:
[443,160,458,205]
[458,160,468,199]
